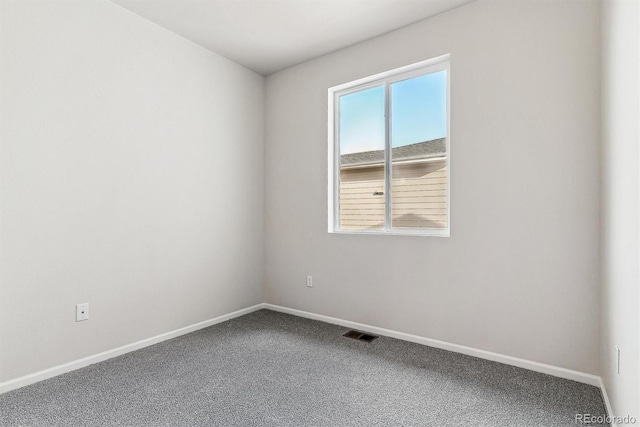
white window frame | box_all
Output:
[328,54,451,237]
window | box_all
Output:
[328,55,450,236]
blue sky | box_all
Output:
[339,70,447,155]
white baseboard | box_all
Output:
[0,304,264,395]
[598,378,617,427]
[263,303,602,387]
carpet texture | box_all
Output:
[0,309,608,426]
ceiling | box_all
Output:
[110,0,475,76]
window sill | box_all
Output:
[329,229,450,238]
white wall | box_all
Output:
[265,0,601,374]
[0,0,264,383]
[600,0,640,418]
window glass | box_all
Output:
[339,86,385,231]
[390,71,447,229]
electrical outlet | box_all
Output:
[306,276,313,287]
[616,345,620,374]
[76,303,89,322]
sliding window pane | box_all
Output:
[338,86,385,230]
[390,71,447,229]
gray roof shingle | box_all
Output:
[340,138,446,167]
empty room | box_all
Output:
[0,0,638,425]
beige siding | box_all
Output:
[339,160,447,230]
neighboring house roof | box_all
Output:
[340,138,446,167]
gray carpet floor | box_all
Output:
[0,309,608,426]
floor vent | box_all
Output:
[343,330,379,343]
